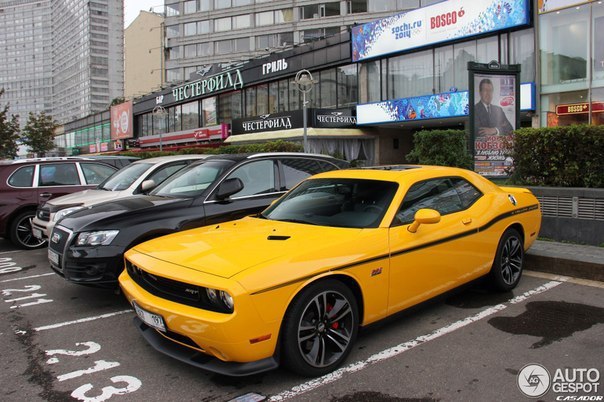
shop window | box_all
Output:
[203,97,217,126]
[256,83,269,115]
[320,69,337,108]
[510,29,535,83]
[245,87,257,117]
[434,45,455,93]
[278,79,289,112]
[269,81,279,113]
[169,105,181,132]
[337,64,358,107]
[181,101,200,130]
[358,60,381,103]
[288,79,300,111]
[388,49,433,99]
[452,41,476,91]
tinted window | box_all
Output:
[452,178,482,208]
[226,160,276,197]
[395,178,463,225]
[146,162,188,187]
[99,163,153,191]
[39,164,80,186]
[280,158,329,190]
[81,163,116,185]
[8,166,34,187]
[153,160,233,198]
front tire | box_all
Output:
[281,279,359,377]
[9,211,47,249]
[489,228,524,291]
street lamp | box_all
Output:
[152,105,167,151]
[293,69,317,153]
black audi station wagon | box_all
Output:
[48,153,348,287]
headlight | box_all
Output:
[76,230,119,246]
[205,287,234,313]
[53,206,85,222]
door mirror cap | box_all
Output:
[216,178,244,200]
[141,179,157,192]
[408,208,441,233]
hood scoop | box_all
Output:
[267,235,291,241]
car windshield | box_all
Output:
[98,163,153,191]
[262,178,399,228]
[151,160,234,198]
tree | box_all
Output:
[110,97,126,106]
[21,112,58,157]
[0,88,20,159]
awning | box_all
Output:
[224,128,374,143]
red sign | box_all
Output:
[110,101,133,140]
[194,129,209,139]
[556,102,604,116]
[138,124,229,147]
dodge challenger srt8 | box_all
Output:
[119,165,541,377]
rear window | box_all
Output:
[81,163,117,185]
[8,166,35,187]
[39,163,80,186]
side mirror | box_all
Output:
[216,178,244,200]
[141,179,156,192]
[407,208,441,233]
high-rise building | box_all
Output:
[0,0,124,127]
[163,0,443,84]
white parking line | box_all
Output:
[1,273,55,283]
[269,280,563,402]
[35,310,133,332]
[0,250,21,255]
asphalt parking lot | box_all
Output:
[1,239,603,402]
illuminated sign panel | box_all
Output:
[352,0,530,62]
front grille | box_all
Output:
[37,207,50,222]
[48,226,71,254]
[126,260,231,313]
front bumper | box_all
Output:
[119,267,281,372]
[32,216,51,240]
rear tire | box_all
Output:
[489,228,524,291]
[281,279,359,377]
[9,211,47,249]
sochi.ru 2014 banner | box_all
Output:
[352,0,529,62]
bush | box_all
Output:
[510,125,604,188]
[406,129,473,169]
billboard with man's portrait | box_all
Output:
[470,64,519,177]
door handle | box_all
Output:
[462,217,472,225]
[40,192,52,198]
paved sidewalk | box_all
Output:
[526,240,604,282]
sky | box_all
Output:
[124,0,164,28]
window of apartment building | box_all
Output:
[302,27,340,42]
[348,0,368,14]
[184,0,197,14]
[256,11,274,26]
[275,9,295,23]
[234,37,250,52]
[368,0,396,12]
[166,68,182,83]
[198,20,211,34]
[184,44,197,58]
[233,0,252,6]
[167,46,180,60]
[233,14,251,29]
[184,22,197,36]
[215,0,231,10]
[215,39,232,55]
[166,3,180,17]
[198,42,214,56]
[215,17,232,32]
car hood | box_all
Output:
[46,189,128,209]
[58,195,191,231]
[131,216,369,279]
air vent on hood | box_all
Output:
[267,235,290,241]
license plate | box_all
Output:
[48,249,60,266]
[133,301,166,332]
[33,227,43,239]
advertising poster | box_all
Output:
[473,74,517,177]
[110,100,133,140]
[538,0,593,14]
[352,0,529,62]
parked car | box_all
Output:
[48,153,348,287]
[0,157,120,249]
[118,165,541,377]
[32,155,208,241]
[84,155,140,169]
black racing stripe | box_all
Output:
[250,204,539,295]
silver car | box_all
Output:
[32,155,208,240]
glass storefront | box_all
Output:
[540,2,604,126]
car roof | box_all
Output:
[132,154,210,164]
[314,165,468,181]
[0,157,109,166]
[198,152,343,163]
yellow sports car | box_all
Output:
[119,165,541,377]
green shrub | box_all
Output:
[406,129,473,169]
[510,125,603,188]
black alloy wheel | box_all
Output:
[489,228,524,291]
[9,211,47,249]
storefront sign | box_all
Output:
[262,59,288,75]
[172,69,244,102]
[139,124,229,147]
[556,102,604,115]
[352,0,529,62]
[232,111,304,135]
[314,109,357,128]
[110,100,133,140]
[538,0,594,14]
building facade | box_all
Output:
[162,0,444,85]
[125,10,164,100]
[0,0,124,128]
